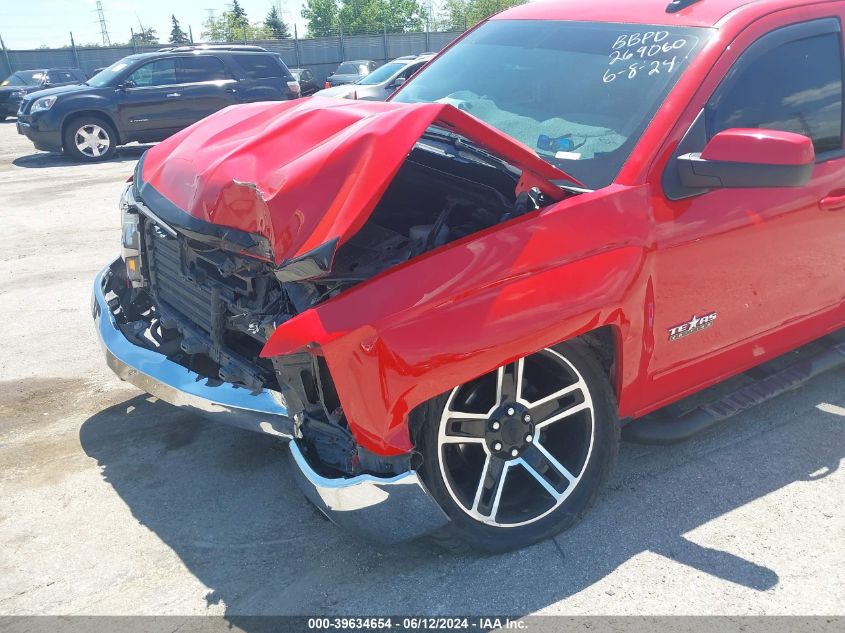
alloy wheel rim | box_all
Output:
[74,124,110,157]
[437,348,595,528]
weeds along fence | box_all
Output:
[0,28,465,85]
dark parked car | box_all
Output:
[0,68,86,121]
[288,68,319,96]
[16,45,300,161]
[325,60,377,87]
[316,54,434,101]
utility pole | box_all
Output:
[0,34,12,77]
[425,0,432,51]
[69,32,80,68]
[96,1,112,46]
[383,22,388,60]
[188,25,194,45]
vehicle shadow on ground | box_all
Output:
[12,144,153,168]
[79,371,844,619]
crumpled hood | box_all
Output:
[138,96,578,266]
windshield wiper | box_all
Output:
[421,127,520,180]
[552,180,593,194]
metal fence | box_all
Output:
[0,30,464,85]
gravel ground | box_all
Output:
[0,120,843,618]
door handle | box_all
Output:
[166,92,181,98]
[819,194,845,210]
[225,88,237,93]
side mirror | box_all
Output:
[116,80,135,90]
[678,128,815,189]
[392,76,406,89]
[42,82,54,88]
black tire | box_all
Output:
[416,339,619,554]
[62,115,117,161]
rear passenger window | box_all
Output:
[178,56,230,83]
[236,55,285,79]
[708,32,844,155]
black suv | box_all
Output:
[0,68,86,120]
[16,45,299,161]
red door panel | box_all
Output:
[639,6,845,413]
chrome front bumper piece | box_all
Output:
[92,261,448,544]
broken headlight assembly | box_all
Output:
[120,184,145,288]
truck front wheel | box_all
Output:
[417,340,619,553]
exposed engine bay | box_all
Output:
[284,129,547,312]
[112,128,564,476]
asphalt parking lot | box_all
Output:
[0,119,843,618]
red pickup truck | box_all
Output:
[93,0,845,553]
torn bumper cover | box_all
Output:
[92,261,448,543]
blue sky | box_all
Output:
[1,0,307,49]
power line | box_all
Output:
[96,1,111,46]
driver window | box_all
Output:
[707,31,843,155]
[47,70,75,84]
[126,59,178,88]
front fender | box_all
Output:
[262,185,653,455]
[56,93,119,128]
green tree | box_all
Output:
[339,0,379,33]
[338,0,425,33]
[133,26,159,45]
[437,0,524,30]
[435,0,467,30]
[466,0,525,25]
[202,5,268,42]
[169,15,191,44]
[231,0,249,30]
[301,0,339,36]
[265,5,291,38]
[201,11,225,41]
[385,0,426,31]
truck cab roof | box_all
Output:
[496,0,836,28]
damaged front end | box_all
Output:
[94,98,579,542]
[94,251,450,543]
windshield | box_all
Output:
[2,71,44,87]
[393,20,712,189]
[87,57,137,87]
[357,62,404,85]
[336,62,367,75]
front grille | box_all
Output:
[141,217,284,392]
[146,225,216,332]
